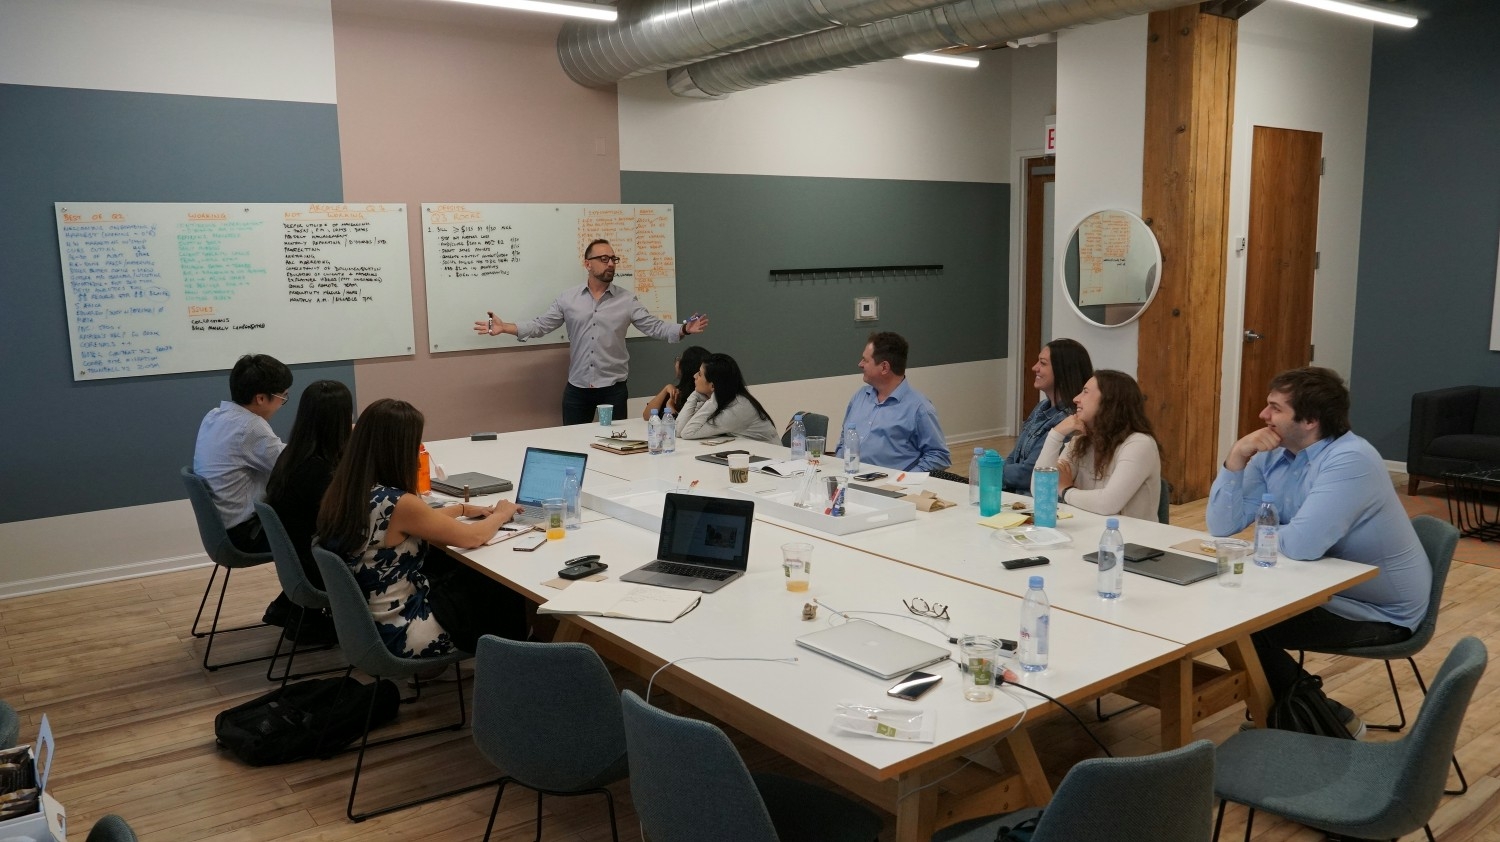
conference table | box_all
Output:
[424,421,1375,839]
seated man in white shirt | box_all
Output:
[192,354,292,553]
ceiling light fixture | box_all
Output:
[902,53,981,69]
[441,0,617,22]
[1278,0,1418,28]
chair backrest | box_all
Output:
[473,636,627,792]
[85,814,139,842]
[780,412,830,447]
[180,467,270,568]
[1373,636,1487,839]
[1157,478,1173,524]
[254,502,328,612]
[312,545,408,676]
[0,699,19,750]
[1407,515,1460,651]
[620,690,779,842]
[1031,740,1215,842]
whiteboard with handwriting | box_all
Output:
[55,202,415,380]
[421,203,677,354]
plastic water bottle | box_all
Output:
[1018,575,1050,673]
[1097,517,1124,599]
[843,427,860,475]
[1254,493,1279,568]
[789,414,807,460]
[978,449,1004,516]
[563,467,582,530]
[647,409,663,455]
[968,447,984,506]
[661,405,676,453]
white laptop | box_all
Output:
[796,620,952,680]
[510,447,589,524]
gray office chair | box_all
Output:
[0,699,19,749]
[85,815,139,842]
[1300,514,1467,793]
[1213,635,1486,842]
[780,412,830,448]
[1157,478,1173,524]
[180,467,277,671]
[472,636,628,842]
[312,546,490,822]
[620,690,882,842]
[933,740,1216,842]
[254,502,342,686]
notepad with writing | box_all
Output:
[537,582,701,623]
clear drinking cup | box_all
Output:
[960,635,1001,702]
[806,435,826,466]
[781,542,813,592]
[597,404,614,427]
[728,453,751,484]
[545,498,566,540]
[1215,538,1250,587]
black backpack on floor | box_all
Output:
[1266,674,1354,740]
[214,676,400,766]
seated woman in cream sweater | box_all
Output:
[677,353,779,444]
[1034,370,1162,521]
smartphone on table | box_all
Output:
[887,671,942,701]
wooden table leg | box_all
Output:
[1156,656,1195,749]
[895,771,943,842]
[1220,634,1271,726]
[552,618,584,643]
[998,729,1052,804]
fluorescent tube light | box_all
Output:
[1278,0,1418,28]
[902,53,981,69]
[441,0,618,22]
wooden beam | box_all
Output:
[1139,7,1237,503]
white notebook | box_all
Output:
[538,582,701,623]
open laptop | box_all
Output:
[510,447,589,525]
[796,620,952,680]
[1083,548,1218,586]
[620,494,754,593]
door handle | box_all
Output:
[1244,330,1263,343]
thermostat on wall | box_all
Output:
[855,297,878,321]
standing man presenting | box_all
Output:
[835,332,950,472]
[474,238,708,425]
[1207,366,1429,737]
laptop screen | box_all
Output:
[515,448,589,507]
[657,493,754,570]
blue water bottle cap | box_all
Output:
[794,412,803,419]
[650,408,659,416]
[1028,575,1044,589]
[973,446,985,455]
[1261,493,1276,503]
[1106,517,1119,529]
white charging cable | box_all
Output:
[644,655,799,704]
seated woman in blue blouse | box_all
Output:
[317,398,527,658]
[1005,338,1092,493]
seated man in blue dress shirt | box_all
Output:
[834,332,950,472]
[192,353,292,553]
[1207,367,1429,738]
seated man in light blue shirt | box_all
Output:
[192,353,292,553]
[1208,366,1429,738]
[834,332,950,472]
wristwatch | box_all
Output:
[1058,487,1069,505]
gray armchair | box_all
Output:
[1407,385,1500,494]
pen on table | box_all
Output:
[463,485,471,504]
[897,472,907,482]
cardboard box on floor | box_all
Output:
[0,716,66,842]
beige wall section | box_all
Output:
[332,0,620,440]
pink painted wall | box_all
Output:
[332,0,620,439]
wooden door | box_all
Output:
[1238,126,1321,437]
[1019,157,1055,423]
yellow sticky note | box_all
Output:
[978,512,1030,529]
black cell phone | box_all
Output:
[559,561,608,580]
[887,671,943,701]
[1002,556,1050,570]
[853,471,888,481]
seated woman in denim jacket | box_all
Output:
[1005,338,1092,493]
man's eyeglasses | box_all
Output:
[587,255,621,265]
[903,597,950,620]
[271,392,290,404]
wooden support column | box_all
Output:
[1138,6,1237,503]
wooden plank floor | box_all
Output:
[6,459,1500,840]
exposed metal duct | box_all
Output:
[665,0,1193,97]
[557,0,966,88]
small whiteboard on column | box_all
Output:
[56,202,415,380]
[421,203,678,353]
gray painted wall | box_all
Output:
[0,84,353,523]
[619,171,1009,394]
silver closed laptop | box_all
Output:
[796,620,952,680]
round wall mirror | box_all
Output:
[1059,209,1162,328]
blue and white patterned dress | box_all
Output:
[341,485,454,658]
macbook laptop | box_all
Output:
[510,447,590,524]
[796,620,952,680]
[620,493,754,594]
[1082,548,1218,586]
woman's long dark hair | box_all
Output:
[266,380,353,503]
[1045,338,1093,410]
[1071,370,1159,479]
[317,398,425,553]
[702,353,772,424]
[672,346,711,413]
